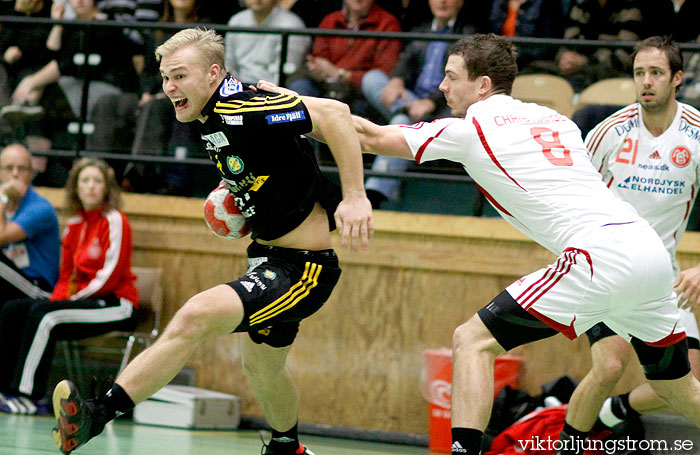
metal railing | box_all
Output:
[2,16,698,188]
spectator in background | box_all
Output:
[0,143,60,304]
[225,0,310,86]
[0,0,53,126]
[278,0,341,28]
[0,157,138,415]
[360,0,482,207]
[288,0,402,118]
[1,0,142,153]
[374,0,432,31]
[543,0,646,92]
[61,0,164,53]
[489,0,564,71]
[123,0,216,196]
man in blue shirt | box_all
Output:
[360,0,482,207]
[0,143,60,302]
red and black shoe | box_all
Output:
[51,380,109,454]
[262,439,316,455]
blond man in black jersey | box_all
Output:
[51,27,372,455]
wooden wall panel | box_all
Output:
[35,188,700,435]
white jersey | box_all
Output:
[587,102,700,276]
[401,95,643,255]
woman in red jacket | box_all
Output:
[0,158,138,415]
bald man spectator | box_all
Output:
[0,144,60,304]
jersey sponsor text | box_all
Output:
[265,110,306,124]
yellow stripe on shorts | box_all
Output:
[249,262,322,326]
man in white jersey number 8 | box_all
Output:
[348,34,700,455]
[559,36,700,449]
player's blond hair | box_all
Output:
[155,27,226,71]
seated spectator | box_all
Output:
[61,0,164,51]
[0,143,60,304]
[123,0,216,196]
[288,0,402,118]
[361,0,483,207]
[225,0,310,86]
[1,0,143,153]
[529,0,646,92]
[278,0,341,28]
[0,0,53,129]
[0,157,138,415]
[489,0,564,71]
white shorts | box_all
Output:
[506,222,686,345]
[680,306,700,342]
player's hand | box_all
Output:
[675,264,700,310]
[256,80,299,97]
[334,192,373,252]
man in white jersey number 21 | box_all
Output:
[561,36,700,450]
[341,34,700,455]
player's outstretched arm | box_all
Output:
[352,115,413,159]
[676,264,700,309]
[303,96,373,252]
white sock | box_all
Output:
[598,397,624,428]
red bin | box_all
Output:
[423,349,523,453]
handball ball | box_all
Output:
[203,184,250,239]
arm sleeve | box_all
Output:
[401,118,468,164]
[13,199,59,240]
[585,124,613,176]
[214,90,313,137]
[50,225,76,300]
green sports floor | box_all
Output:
[2,414,432,455]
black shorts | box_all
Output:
[477,290,558,351]
[228,241,341,347]
[587,321,700,350]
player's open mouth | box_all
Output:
[173,97,188,108]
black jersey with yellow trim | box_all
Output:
[197,76,340,241]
